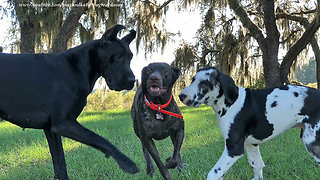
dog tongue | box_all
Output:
[150,87,161,96]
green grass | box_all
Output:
[0,106,319,179]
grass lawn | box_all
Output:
[0,106,319,179]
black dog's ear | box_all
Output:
[172,67,181,84]
[217,73,239,105]
[101,24,126,44]
[121,29,136,44]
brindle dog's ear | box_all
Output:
[101,24,126,44]
[141,66,148,93]
[172,67,180,84]
[216,72,239,105]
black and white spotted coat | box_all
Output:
[179,67,320,180]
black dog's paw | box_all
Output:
[116,156,139,174]
[165,156,179,169]
[146,164,155,177]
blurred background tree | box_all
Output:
[0,0,319,111]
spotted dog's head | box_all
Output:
[142,63,180,97]
[179,67,238,107]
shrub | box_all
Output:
[83,90,136,111]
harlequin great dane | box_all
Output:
[0,25,138,179]
[179,67,320,180]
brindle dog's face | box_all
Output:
[142,63,180,97]
[98,25,136,91]
[179,67,238,107]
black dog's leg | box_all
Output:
[44,129,69,180]
[141,137,172,180]
[141,143,155,176]
[52,121,139,174]
[166,129,184,171]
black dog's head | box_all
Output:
[97,25,136,91]
[141,63,180,97]
[179,67,238,107]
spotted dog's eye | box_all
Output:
[199,80,212,89]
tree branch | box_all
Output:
[262,0,280,49]
[51,0,89,53]
[280,18,320,83]
[227,0,266,49]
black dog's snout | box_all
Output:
[179,93,187,102]
[149,74,160,81]
[127,76,135,84]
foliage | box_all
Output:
[171,0,319,88]
[245,75,266,89]
[295,59,317,85]
[1,106,319,179]
[83,90,136,111]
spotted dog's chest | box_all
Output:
[217,87,247,139]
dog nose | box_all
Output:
[149,74,159,81]
[149,72,161,81]
[179,93,187,102]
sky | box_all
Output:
[0,1,202,82]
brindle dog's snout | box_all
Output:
[149,72,160,81]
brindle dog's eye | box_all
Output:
[146,68,152,75]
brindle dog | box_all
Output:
[131,63,184,180]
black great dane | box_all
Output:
[0,25,139,179]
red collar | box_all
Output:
[144,93,183,119]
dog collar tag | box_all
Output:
[156,113,164,120]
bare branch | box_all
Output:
[280,18,320,83]
[227,0,266,49]
[51,0,89,53]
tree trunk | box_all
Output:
[51,0,89,53]
[228,0,282,88]
[261,0,281,88]
[312,38,320,89]
[19,18,37,54]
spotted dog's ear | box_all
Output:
[171,67,180,84]
[217,72,239,105]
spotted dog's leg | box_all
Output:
[302,122,320,165]
[207,146,243,180]
[245,144,265,180]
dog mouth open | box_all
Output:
[148,83,167,96]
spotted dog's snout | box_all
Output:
[179,92,194,106]
[179,93,187,102]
